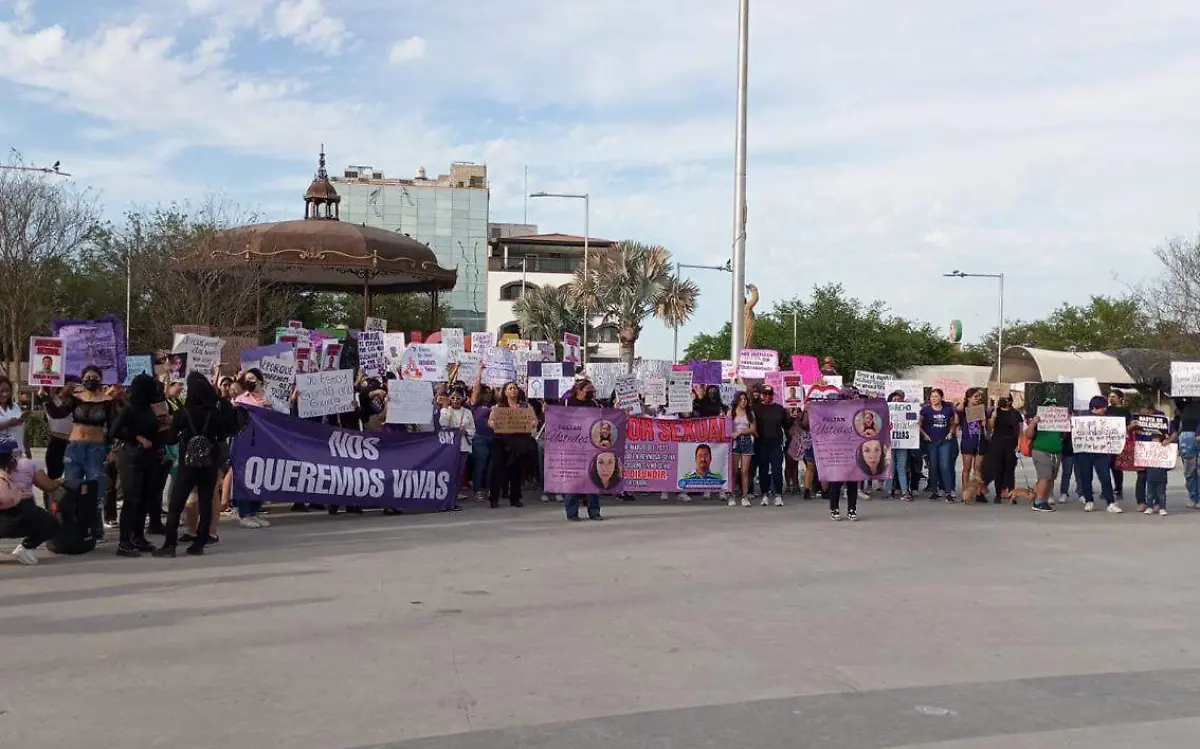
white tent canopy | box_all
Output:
[991,347,1135,385]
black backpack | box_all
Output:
[47,480,98,555]
[183,409,214,468]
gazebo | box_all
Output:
[205,147,457,325]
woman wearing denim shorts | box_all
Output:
[728,392,757,507]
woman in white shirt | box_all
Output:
[438,388,476,502]
[0,377,29,459]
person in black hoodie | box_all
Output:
[751,385,791,506]
[154,372,230,557]
[109,374,164,557]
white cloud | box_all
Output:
[388,35,425,65]
[273,0,349,55]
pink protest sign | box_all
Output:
[790,354,822,384]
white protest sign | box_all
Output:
[667,370,695,414]
[260,355,296,414]
[1070,416,1126,454]
[1036,405,1072,432]
[587,362,623,400]
[513,349,540,386]
[884,379,924,403]
[527,377,546,400]
[483,346,516,386]
[889,402,920,449]
[455,352,482,384]
[441,328,465,362]
[1063,376,1102,411]
[358,331,386,377]
[1135,441,1178,469]
[364,316,387,333]
[721,360,737,382]
[614,374,641,413]
[542,362,564,380]
[643,376,667,408]
[29,337,65,387]
[383,333,407,370]
[471,331,496,353]
[296,369,354,419]
[853,370,888,398]
[172,333,225,381]
[387,379,433,425]
[634,359,671,387]
[719,382,741,406]
[534,341,555,361]
[1171,361,1200,397]
[397,344,447,381]
[738,349,778,379]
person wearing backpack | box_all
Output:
[0,434,63,565]
[154,372,230,557]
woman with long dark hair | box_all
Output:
[486,381,534,509]
[154,372,231,557]
[728,391,757,507]
[109,374,165,557]
[43,365,117,541]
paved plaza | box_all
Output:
[4,489,1200,748]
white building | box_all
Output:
[486,232,626,361]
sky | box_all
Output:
[4,0,1200,354]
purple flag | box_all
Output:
[807,398,891,482]
[231,407,462,511]
[689,360,722,385]
[544,406,628,495]
[52,315,127,384]
[240,343,292,370]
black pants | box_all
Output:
[0,498,60,549]
[116,446,159,545]
[43,435,68,508]
[164,466,217,549]
[104,457,120,523]
[755,440,785,496]
[489,436,525,506]
[907,449,923,491]
[1111,465,1124,495]
[827,482,858,513]
[985,440,1018,493]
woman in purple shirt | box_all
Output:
[920,388,957,501]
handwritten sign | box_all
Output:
[28,337,65,387]
[483,347,516,386]
[884,379,924,403]
[889,402,920,449]
[1071,416,1126,454]
[965,404,987,424]
[667,370,694,414]
[1135,441,1178,469]
[1171,362,1200,397]
[172,333,225,381]
[471,332,496,353]
[614,374,641,413]
[1036,405,1071,432]
[260,354,295,414]
[296,369,354,419]
[689,360,722,386]
[931,377,969,404]
[358,331,385,377]
[492,406,535,434]
[441,328,465,362]
[738,348,778,379]
[124,355,154,386]
[397,344,448,381]
[386,379,433,425]
[790,355,822,384]
[853,370,887,398]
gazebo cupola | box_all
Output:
[304,145,341,220]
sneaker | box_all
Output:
[848,510,859,521]
[1159,508,1169,516]
[541,494,551,503]
[1032,502,1055,512]
[253,516,270,528]
[1143,507,1155,515]
[1106,504,1124,514]
[830,510,842,521]
[237,516,261,529]
[677,493,692,503]
[1084,501,1095,512]
[945,497,956,504]
[773,495,784,507]
[727,497,737,507]
[760,495,769,507]
[802,489,811,500]
[1189,501,1199,510]
[741,497,751,507]
[860,489,871,499]
[11,545,37,566]
[115,542,142,558]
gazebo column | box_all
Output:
[362,277,371,324]
[430,290,439,330]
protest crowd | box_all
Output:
[2,320,1198,566]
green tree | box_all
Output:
[294,292,449,333]
[512,284,587,346]
[684,283,957,378]
[572,241,698,368]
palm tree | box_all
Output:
[512,283,586,346]
[570,241,699,369]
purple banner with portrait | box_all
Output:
[231,406,461,511]
[51,315,127,384]
[807,398,891,482]
[544,406,627,495]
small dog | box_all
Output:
[1008,487,1036,505]
[960,479,985,504]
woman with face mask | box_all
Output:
[108,374,166,557]
[984,396,1023,503]
[228,368,271,528]
[42,365,117,541]
[439,388,476,505]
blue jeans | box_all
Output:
[1059,454,1075,496]
[64,440,109,533]
[471,435,493,493]
[756,441,784,496]
[885,449,909,494]
[1073,452,1115,505]
[947,438,960,492]
[1183,457,1200,504]
[925,441,953,494]
[564,494,601,520]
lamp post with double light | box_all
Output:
[673,259,733,363]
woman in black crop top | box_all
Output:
[109,374,163,557]
[43,365,117,540]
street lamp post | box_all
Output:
[529,191,590,365]
[672,259,733,363]
[944,270,1006,382]
[729,0,750,362]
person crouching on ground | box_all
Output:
[0,434,63,565]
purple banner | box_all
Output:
[51,315,127,385]
[240,342,292,370]
[808,398,891,482]
[231,407,461,511]
[544,406,628,495]
[689,359,722,385]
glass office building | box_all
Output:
[333,163,489,332]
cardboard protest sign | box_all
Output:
[492,406,535,434]
[931,377,969,404]
[364,316,387,332]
